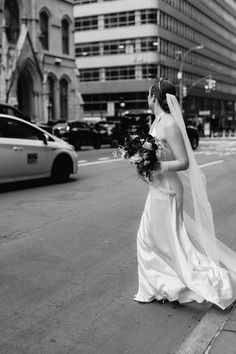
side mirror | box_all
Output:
[42,133,49,145]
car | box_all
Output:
[0,103,31,122]
[186,125,199,150]
[53,120,102,150]
[94,120,121,146]
[0,114,78,184]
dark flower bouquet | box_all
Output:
[113,133,163,182]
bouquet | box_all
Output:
[112,132,163,182]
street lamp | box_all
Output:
[177,44,204,111]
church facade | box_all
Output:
[0,0,83,123]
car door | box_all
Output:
[4,118,51,178]
[0,118,14,180]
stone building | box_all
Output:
[0,0,83,123]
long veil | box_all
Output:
[166,94,236,275]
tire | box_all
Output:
[73,139,81,151]
[94,139,101,149]
[191,137,199,150]
[51,155,72,183]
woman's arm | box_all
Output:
[160,117,189,172]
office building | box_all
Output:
[74,0,236,132]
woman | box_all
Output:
[134,78,236,309]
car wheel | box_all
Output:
[191,137,198,150]
[51,155,72,183]
[74,139,81,151]
[94,139,101,149]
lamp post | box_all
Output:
[177,44,204,111]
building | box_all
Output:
[0,0,83,123]
[74,0,236,133]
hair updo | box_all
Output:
[150,78,176,113]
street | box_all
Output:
[0,139,236,354]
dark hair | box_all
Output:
[150,78,176,112]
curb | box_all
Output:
[175,303,236,354]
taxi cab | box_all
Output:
[0,114,78,184]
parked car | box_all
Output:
[53,120,102,150]
[0,103,31,122]
[0,114,78,184]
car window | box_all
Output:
[2,118,42,140]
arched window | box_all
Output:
[62,19,69,54]
[47,76,56,121]
[4,0,20,44]
[39,11,49,50]
[60,78,68,120]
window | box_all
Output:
[47,76,56,121]
[105,66,135,80]
[141,37,158,52]
[140,9,157,24]
[142,64,157,79]
[4,0,20,44]
[104,11,135,28]
[75,42,100,57]
[39,11,49,50]
[104,39,135,55]
[80,68,100,81]
[75,15,98,31]
[62,19,70,54]
[60,79,68,120]
[1,119,41,140]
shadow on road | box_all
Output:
[0,177,79,193]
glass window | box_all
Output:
[80,68,100,81]
[2,119,42,140]
[104,11,135,28]
[62,19,69,54]
[140,9,157,24]
[39,11,49,50]
[60,79,68,120]
[75,42,100,57]
[4,0,20,44]
[74,15,98,31]
[47,76,56,121]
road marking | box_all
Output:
[199,160,224,168]
[78,158,123,167]
[98,157,110,160]
[78,158,224,168]
[78,160,87,163]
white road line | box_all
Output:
[78,158,224,168]
[98,157,110,160]
[78,160,87,163]
[78,158,123,167]
[199,160,224,168]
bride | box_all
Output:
[134,78,236,309]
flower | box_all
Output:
[112,132,162,182]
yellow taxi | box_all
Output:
[0,114,78,184]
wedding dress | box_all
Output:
[134,95,236,310]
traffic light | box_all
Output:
[183,86,187,97]
[205,76,216,92]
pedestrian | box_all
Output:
[134,78,236,309]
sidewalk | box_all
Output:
[207,302,236,354]
[176,302,236,354]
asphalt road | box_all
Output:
[0,139,236,353]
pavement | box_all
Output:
[176,302,236,354]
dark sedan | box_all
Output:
[53,120,102,150]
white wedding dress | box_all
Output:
[134,116,236,310]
